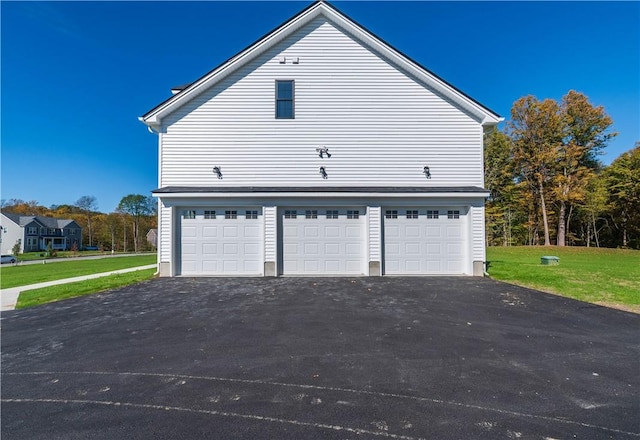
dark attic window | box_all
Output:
[276,80,294,119]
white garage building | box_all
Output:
[141,1,502,277]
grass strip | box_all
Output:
[1,255,157,289]
[486,246,640,310]
[18,251,107,261]
[16,269,156,309]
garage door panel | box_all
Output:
[326,260,341,272]
[448,243,462,255]
[244,261,260,272]
[345,243,361,255]
[304,260,319,272]
[386,225,400,237]
[183,243,197,255]
[223,260,238,272]
[405,260,422,272]
[182,261,198,272]
[324,226,340,238]
[426,226,441,238]
[202,260,218,272]
[345,226,360,238]
[427,243,441,255]
[223,226,238,238]
[244,226,260,238]
[180,207,263,276]
[284,261,298,272]
[223,243,238,255]
[284,243,298,254]
[384,207,466,275]
[304,226,319,237]
[183,226,197,238]
[304,243,319,255]
[405,243,421,254]
[386,243,400,255]
[202,244,217,255]
[282,207,365,275]
[385,261,400,272]
[447,260,462,272]
[405,226,421,238]
[202,227,217,238]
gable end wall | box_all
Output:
[159,19,484,189]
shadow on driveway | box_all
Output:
[2,277,638,439]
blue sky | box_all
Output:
[2,1,638,213]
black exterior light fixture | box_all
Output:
[213,166,223,179]
[423,166,431,179]
[316,146,331,158]
[319,166,328,179]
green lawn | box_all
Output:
[16,269,156,309]
[17,251,155,261]
[0,254,157,289]
[486,246,640,311]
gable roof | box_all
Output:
[140,1,502,129]
[1,213,80,229]
[34,216,78,229]
[2,212,26,226]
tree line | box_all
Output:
[1,194,157,253]
[485,90,639,249]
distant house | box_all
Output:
[0,213,83,254]
[146,229,158,249]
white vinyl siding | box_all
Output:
[470,203,486,262]
[368,205,381,263]
[160,204,172,264]
[159,18,482,189]
[264,205,277,263]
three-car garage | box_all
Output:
[174,200,475,277]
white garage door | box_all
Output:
[180,208,263,276]
[383,208,466,275]
[282,207,366,275]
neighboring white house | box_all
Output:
[140,1,502,278]
[146,229,158,249]
[0,213,83,254]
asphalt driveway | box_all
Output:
[1,277,638,439]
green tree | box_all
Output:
[554,91,615,246]
[12,239,21,258]
[508,96,563,245]
[117,194,155,253]
[76,195,98,247]
[603,145,640,248]
[484,129,520,245]
[579,175,609,247]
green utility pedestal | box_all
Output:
[541,256,559,265]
